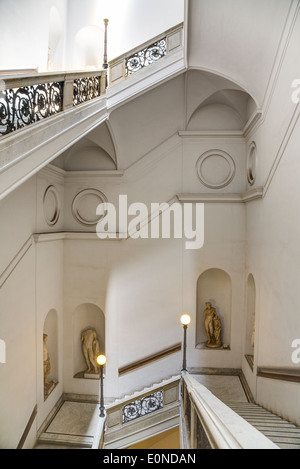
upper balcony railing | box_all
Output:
[108,23,184,87]
[0,69,107,138]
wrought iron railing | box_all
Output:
[122,390,164,424]
[0,81,64,136]
[0,69,107,137]
[105,376,180,430]
[109,23,183,86]
[125,38,167,76]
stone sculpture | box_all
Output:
[81,328,101,375]
[204,302,222,348]
[43,333,55,396]
[251,313,255,348]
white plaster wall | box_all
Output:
[0,246,36,449]
[0,172,65,448]
[0,179,37,448]
[0,0,68,72]
[35,240,64,430]
[0,0,184,72]
[242,4,300,418]
[188,0,292,107]
[62,136,246,399]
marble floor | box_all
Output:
[35,401,100,449]
[190,374,248,402]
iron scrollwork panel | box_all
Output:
[73,76,101,106]
[122,391,164,424]
[0,82,63,137]
[125,38,167,76]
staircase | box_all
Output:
[226,402,300,449]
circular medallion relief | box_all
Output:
[196,150,236,189]
[247,142,257,185]
[43,185,60,226]
[72,189,107,226]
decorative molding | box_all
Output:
[243,110,263,140]
[65,170,124,185]
[72,189,107,226]
[32,232,123,243]
[179,130,244,139]
[43,185,61,226]
[0,236,33,289]
[196,150,236,189]
[124,133,181,182]
[41,164,124,185]
[263,102,300,198]
[246,142,257,186]
[177,188,263,204]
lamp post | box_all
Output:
[180,314,191,371]
[96,354,107,417]
[103,18,109,69]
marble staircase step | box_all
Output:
[225,402,300,449]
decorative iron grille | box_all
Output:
[125,38,167,76]
[73,76,102,106]
[122,391,163,424]
[0,82,63,136]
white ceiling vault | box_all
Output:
[51,0,294,173]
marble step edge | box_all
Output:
[38,432,94,448]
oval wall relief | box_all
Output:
[72,189,107,226]
[196,150,236,189]
[247,142,257,186]
[43,185,60,226]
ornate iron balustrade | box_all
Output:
[0,82,63,136]
[0,70,107,137]
[122,390,163,424]
[109,23,184,87]
[73,75,102,106]
[125,38,167,76]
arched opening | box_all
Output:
[196,268,232,349]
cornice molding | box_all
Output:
[177,188,263,204]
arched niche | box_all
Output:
[196,269,232,348]
[73,303,105,378]
[245,274,256,367]
[75,25,104,70]
[43,309,59,399]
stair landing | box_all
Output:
[35,400,100,449]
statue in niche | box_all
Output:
[43,333,55,395]
[81,329,101,374]
[251,313,255,348]
[204,302,223,348]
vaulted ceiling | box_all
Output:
[51,0,292,172]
